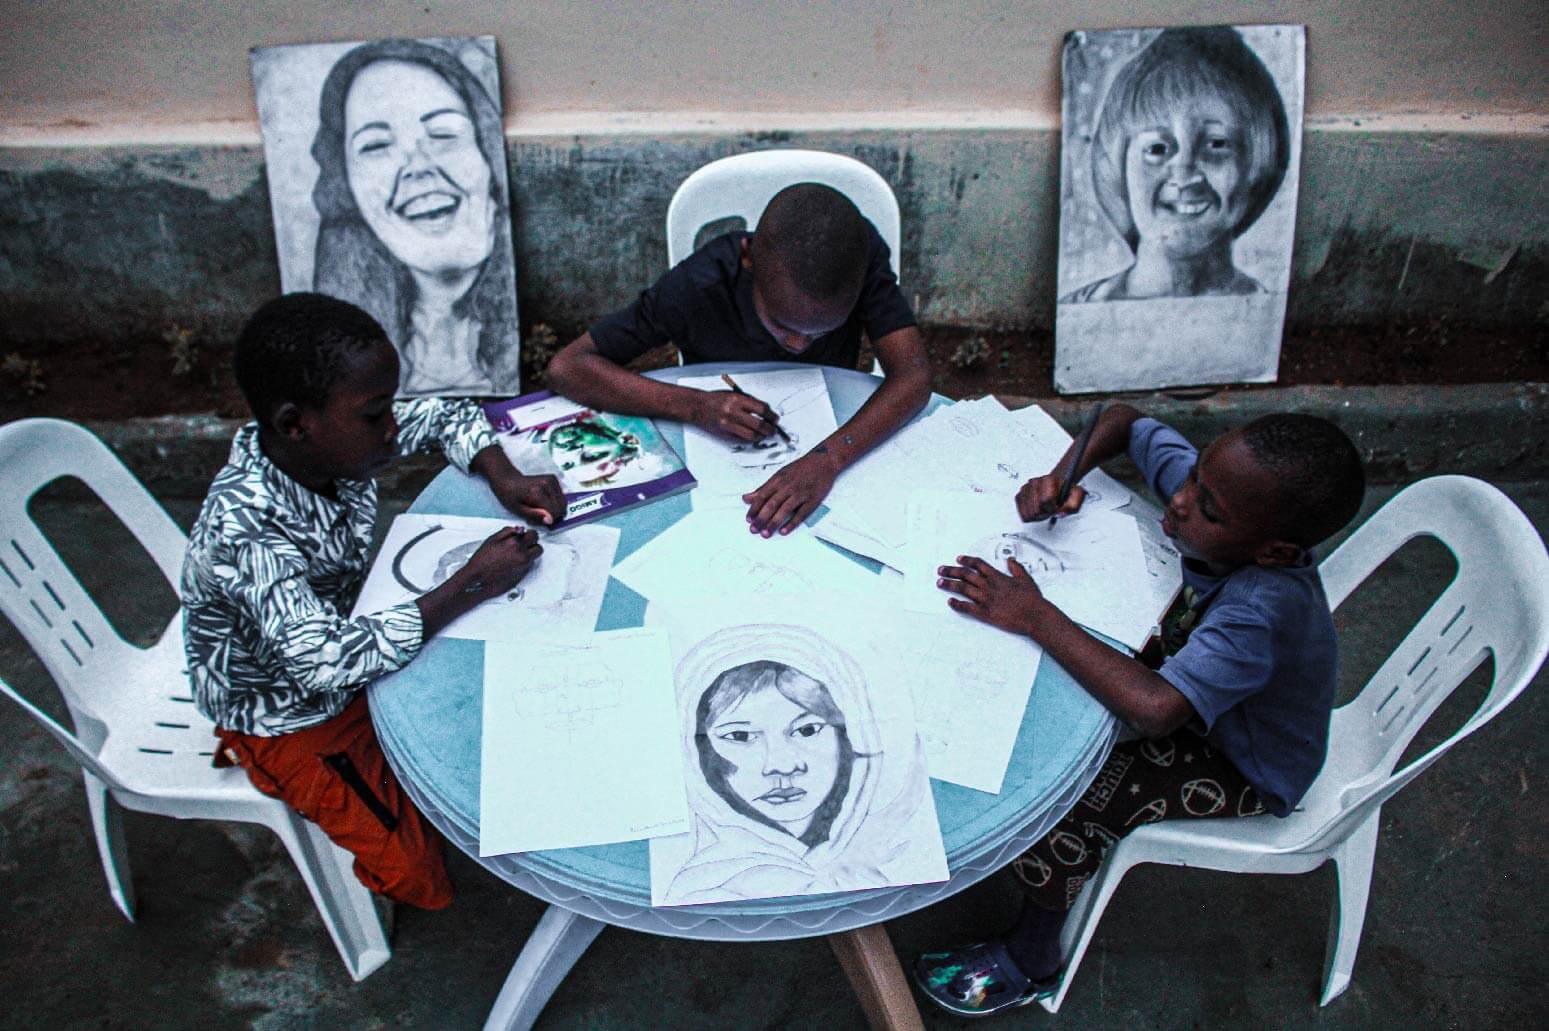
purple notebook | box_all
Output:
[483,392,695,525]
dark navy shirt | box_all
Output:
[588,227,916,370]
[1129,418,1337,816]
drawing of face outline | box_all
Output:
[343,59,496,280]
[1124,94,1249,261]
[708,677,841,834]
[981,532,1069,575]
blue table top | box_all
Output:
[370,362,1115,935]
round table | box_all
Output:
[371,362,1117,1029]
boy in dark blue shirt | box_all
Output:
[914,404,1365,1017]
[546,182,931,537]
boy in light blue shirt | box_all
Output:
[914,404,1365,1017]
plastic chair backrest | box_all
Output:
[0,418,188,735]
[666,149,902,275]
[1307,476,1549,849]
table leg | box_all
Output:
[483,905,606,1031]
[827,923,926,1031]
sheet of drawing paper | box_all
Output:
[644,596,949,906]
[1134,512,1185,620]
[352,513,618,642]
[889,611,1042,794]
[479,629,688,855]
[811,514,909,573]
[678,369,838,496]
[1002,403,1134,512]
[904,491,1159,649]
[611,503,886,605]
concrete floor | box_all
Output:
[1,480,1546,1030]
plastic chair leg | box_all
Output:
[270,808,391,982]
[483,905,605,1031]
[84,771,135,920]
[1039,850,1137,1014]
[1321,813,1379,1006]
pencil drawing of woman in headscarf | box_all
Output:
[311,38,519,395]
[1063,27,1290,303]
[658,624,926,906]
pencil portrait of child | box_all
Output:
[1053,24,1305,394]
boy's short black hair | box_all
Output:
[1241,414,1365,548]
[234,293,389,427]
[753,183,870,303]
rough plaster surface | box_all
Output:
[1,126,1544,354]
[3,2,1546,131]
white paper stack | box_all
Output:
[818,398,1134,569]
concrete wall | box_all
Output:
[3,1,1545,138]
[0,2,1545,355]
[2,124,1544,350]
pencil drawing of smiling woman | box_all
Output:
[1064,27,1290,303]
[311,39,519,395]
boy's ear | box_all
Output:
[739,236,753,270]
[1254,538,1304,569]
[272,401,307,441]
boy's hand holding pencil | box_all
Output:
[687,381,782,443]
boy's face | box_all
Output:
[292,339,402,482]
[1160,429,1296,570]
[742,239,852,355]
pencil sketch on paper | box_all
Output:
[480,630,688,856]
[680,369,839,494]
[511,664,625,748]
[353,513,618,641]
[251,36,522,396]
[649,621,949,906]
[392,524,574,607]
[1054,24,1306,392]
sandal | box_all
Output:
[911,939,1056,1018]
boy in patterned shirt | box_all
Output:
[913,404,1365,1016]
[181,293,563,909]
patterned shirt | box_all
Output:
[181,399,496,736]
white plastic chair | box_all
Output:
[666,149,901,375]
[0,418,390,981]
[1042,475,1549,1012]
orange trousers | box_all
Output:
[216,695,453,910]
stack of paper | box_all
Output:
[819,397,1134,567]
[904,490,1159,650]
[611,501,890,607]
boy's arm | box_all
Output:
[938,554,1196,738]
[546,332,778,441]
[224,522,539,695]
[1016,403,1143,521]
[743,324,932,535]
[395,397,564,526]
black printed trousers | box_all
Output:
[1012,729,1266,911]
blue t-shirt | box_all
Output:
[1129,418,1337,816]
